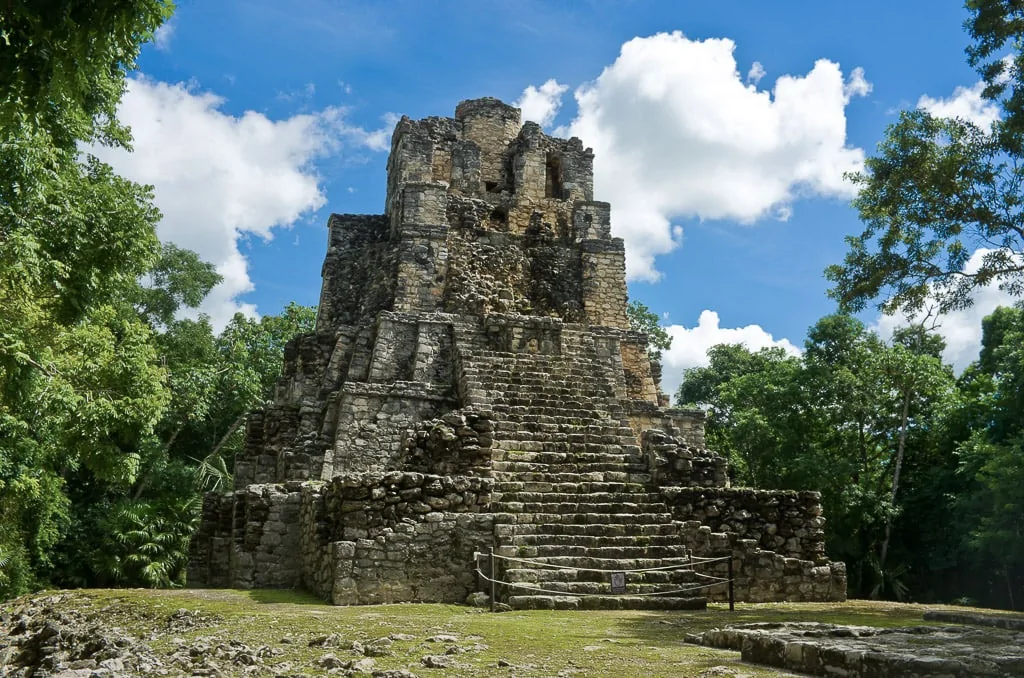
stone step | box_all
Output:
[490,423,637,437]
[490,438,637,451]
[493,449,643,462]
[470,365,619,380]
[484,391,617,401]
[492,459,646,472]
[503,567,700,584]
[492,483,651,496]
[506,595,707,611]
[493,553,695,570]
[491,511,675,525]
[494,491,661,504]
[489,419,635,433]
[499,522,681,538]
[468,379,616,392]
[468,378,618,393]
[468,354,608,365]
[491,448,641,462]
[502,578,701,595]
[528,544,688,561]
[509,533,688,548]
[509,544,691,559]
[489,433,638,447]
[477,382,613,393]
[491,461,650,475]
[491,471,652,485]
[493,501,670,515]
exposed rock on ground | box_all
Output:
[693,621,1024,676]
[0,594,428,677]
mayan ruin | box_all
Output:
[187,97,848,610]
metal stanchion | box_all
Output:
[489,546,495,612]
[728,556,735,611]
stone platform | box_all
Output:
[188,97,846,608]
[694,622,1024,676]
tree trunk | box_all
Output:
[132,426,182,501]
[210,413,246,460]
[879,385,912,572]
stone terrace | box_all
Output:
[188,97,846,609]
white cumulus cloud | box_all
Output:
[918,80,1001,129]
[514,79,569,128]
[872,248,1019,372]
[555,31,867,281]
[90,76,393,328]
[660,309,801,397]
[843,66,872,101]
[152,21,174,52]
[746,61,766,84]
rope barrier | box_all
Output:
[689,571,731,582]
[477,551,732,573]
[474,569,728,598]
[471,550,737,608]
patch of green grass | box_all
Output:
[8,590,1023,678]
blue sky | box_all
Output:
[103,0,1011,394]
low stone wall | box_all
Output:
[187,482,304,590]
[679,523,846,603]
[331,511,494,605]
[663,487,826,562]
[191,472,493,604]
[297,472,494,605]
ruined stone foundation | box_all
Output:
[188,98,846,609]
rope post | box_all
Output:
[727,556,735,612]
[489,546,496,612]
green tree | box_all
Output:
[827,0,1024,316]
[675,315,958,600]
[0,1,173,148]
[48,302,317,590]
[0,0,175,596]
[950,304,1024,609]
[626,300,672,361]
[677,344,808,488]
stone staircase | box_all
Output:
[459,345,711,610]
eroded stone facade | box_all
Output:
[188,98,846,608]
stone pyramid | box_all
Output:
[188,98,846,609]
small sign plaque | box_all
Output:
[610,572,626,594]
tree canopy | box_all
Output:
[0,0,318,597]
[827,0,1024,317]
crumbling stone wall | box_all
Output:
[187,483,303,590]
[644,430,729,488]
[664,487,828,562]
[315,214,394,333]
[628,403,707,448]
[297,473,493,604]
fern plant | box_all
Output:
[99,497,200,588]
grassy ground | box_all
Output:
[8,589,1024,677]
